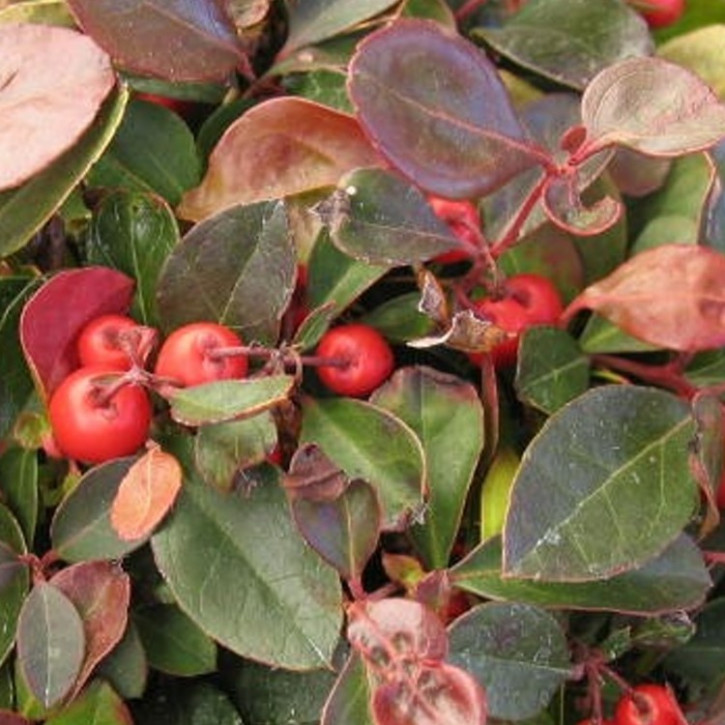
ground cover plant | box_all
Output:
[1,0,725,723]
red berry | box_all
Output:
[428,195,481,263]
[49,366,152,464]
[77,314,138,371]
[316,324,394,398]
[634,0,684,28]
[614,684,683,725]
[155,322,248,387]
[469,274,563,368]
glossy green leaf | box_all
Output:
[0,86,127,256]
[504,386,698,581]
[86,99,202,207]
[448,602,571,721]
[0,447,38,546]
[156,200,296,344]
[515,327,590,415]
[452,534,712,615]
[324,168,459,265]
[85,191,179,327]
[299,396,426,530]
[66,0,243,82]
[476,0,652,91]
[50,457,147,563]
[151,461,343,669]
[320,653,374,725]
[348,19,547,199]
[44,678,133,725]
[578,313,659,355]
[17,583,85,709]
[134,604,217,677]
[96,622,148,700]
[686,350,725,388]
[195,413,278,491]
[0,503,29,667]
[280,0,398,56]
[168,375,294,426]
[371,366,484,567]
[282,69,353,113]
[359,292,434,343]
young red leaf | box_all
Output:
[348,19,549,199]
[564,244,725,352]
[110,445,182,541]
[20,268,135,401]
[50,560,131,697]
[0,23,115,191]
[178,97,381,221]
[581,57,725,158]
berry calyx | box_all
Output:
[315,323,394,398]
[614,684,683,725]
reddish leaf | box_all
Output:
[178,97,381,221]
[0,712,32,725]
[20,267,135,401]
[348,19,548,199]
[284,443,349,501]
[581,57,725,158]
[0,23,115,190]
[66,0,243,82]
[110,444,182,541]
[564,245,725,352]
[50,560,131,697]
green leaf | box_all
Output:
[282,69,354,113]
[476,0,653,91]
[0,447,38,547]
[0,86,128,257]
[320,652,374,725]
[0,0,75,26]
[50,457,146,563]
[17,583,85,709]
[85,190,179,327]
[156,200,296,345]
[504,386,698,582]
[196,413,278,491]
[325,168,459,265]
[452,534,712,615]
[359,292,434,343]
[44,678,133,725]
[578,313,659,354]
[151,460,343,669]
[0,503,29,667]
[134,604,217,677]
[86,99,201,206]
[448,602,571,721]
[168,376,294,426]
[371,366,484,568]
[300,396,426,530]
[515,327,590,415]
[96,621,148,700]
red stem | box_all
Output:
[591,355,698,399]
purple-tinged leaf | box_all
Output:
[348,19,548,199]
[66,0,244,82]
[0,712,31,725]
[581,57,725,158]
[17,583,85,709]
[0,23,115,191]
[564,244,725,352]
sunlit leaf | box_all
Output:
[66,0,244,82]
[0,23,115,190]
[565,244,725,352]
[178,97,380,221]
[348,19,547,199]
[504,386,698,581]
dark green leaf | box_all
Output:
[134,604,217,677]
[44,678,133,725]
[282,69,353,113]
[156,201,296,344]
[320,653,374,725]
[0,87,127,257]
[168,376,294,426]
[0,504,29,667]
[359,292,434,343]
[17,583,85,709]
[86,99,201,207]
[578,314,659,355]
[348,19,547,199]
[300,396,426,530]
[504,386,698,581]
[0,446,38,546]
[85,190,179,326]
[452,535,712,615]
[476,0,652,91]
[448,602,571,721]
[151,462,343,669]
[371,366,484,568]
[96,621,148,700]
[515,327,590,415]
[176,681,243,725]
[51,457,146,562]
[325,168,459,265]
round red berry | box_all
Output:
[77,314,138,371]
[316,324,394,397]
[614,684,682,725]
[635,0,684,28]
